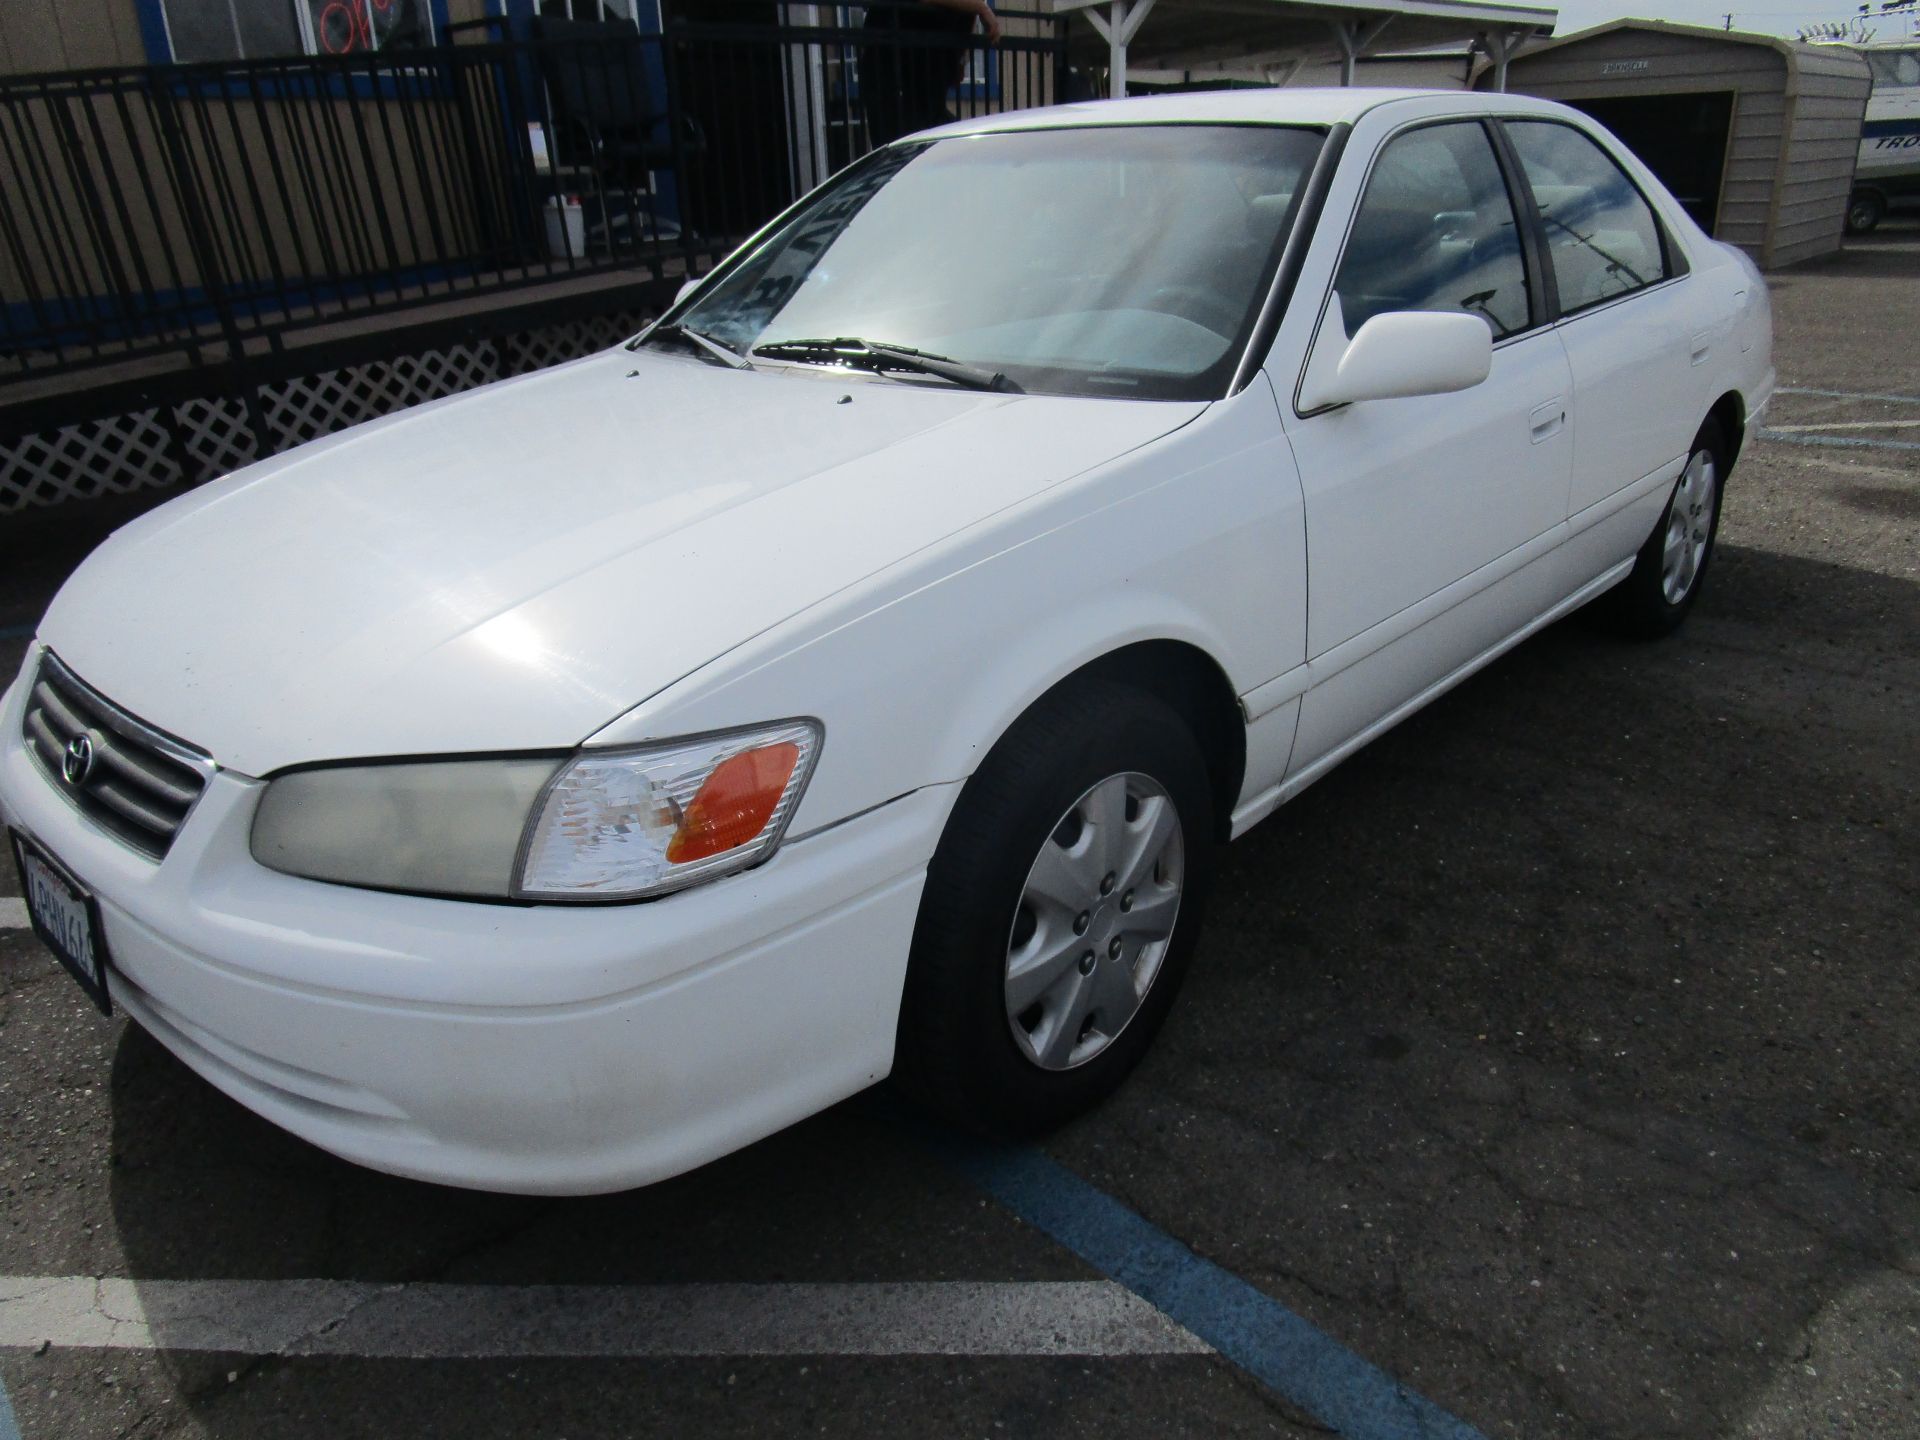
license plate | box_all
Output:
[9,830,112,1017]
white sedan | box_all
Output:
[1,88,1772,1194]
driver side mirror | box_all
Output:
[1299,296,1493,411]
[674,274,706,307]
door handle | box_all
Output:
[1691,331,1712,365]
[1528,399,1566,443]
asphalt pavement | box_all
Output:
[1,221,1915,1440]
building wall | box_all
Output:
[991,8,1062,112]
[0,0,148,71]
[0,0,518,318]
[0,0,495,76]
[1501,29,1787,263]
[1133,53,1473,91]
[1771,44,1873,268]
[0,81,515,314]
[1499,25,1872,269]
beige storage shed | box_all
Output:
[1486,21,1872,268]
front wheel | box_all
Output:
[1599,418,1726,639]
[893,681,1215,1136]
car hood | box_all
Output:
[41,349,1204,776]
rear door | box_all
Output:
[1499,118,1712,521]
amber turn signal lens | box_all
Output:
[665,742,802,864]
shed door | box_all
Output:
[1566,92,1735,235]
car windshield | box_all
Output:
[660,124,1325,401]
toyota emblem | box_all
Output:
[62,732,95,787]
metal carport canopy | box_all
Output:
[1051,0,1557,97]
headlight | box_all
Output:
[251,757,561,897]
[250,719,822,903]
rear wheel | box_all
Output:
[1845,191,1885,236]
[893,680,1215,1136]
[1600,417,1726,638]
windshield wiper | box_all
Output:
[750,337,1018,393]
[641,322,753,370]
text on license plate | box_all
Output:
[23,852,96,971]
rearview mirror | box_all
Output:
[1299,302,1493,411]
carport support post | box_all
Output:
[1325,16,1395,86]
[1476,27,1520,91]
[1081,0,1157,99]
[1262,55,1305,87]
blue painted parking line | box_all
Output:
[0,1371,20,1440]
[930,1128,1489,1440]
[1758,428,1920,453]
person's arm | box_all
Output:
[923,0,1000,44]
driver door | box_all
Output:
[1282,119,1574,776]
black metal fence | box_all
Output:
[0,3,1069,389]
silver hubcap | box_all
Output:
[1661,448,1717,605]
[1003,772,1185,1071]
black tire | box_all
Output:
[1845,191,1885,236]
[1599,417,1728,639]
[893,679,1216,1137]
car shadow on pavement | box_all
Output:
[99,543,1919,1439]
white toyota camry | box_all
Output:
[3,88,1772,1194]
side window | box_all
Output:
[1333,122,1533,340]
[161,0,301,60]
[1868,51,1920,88]
[160,0,437,62]
[1504,121,1671,314]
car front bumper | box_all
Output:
[0,659,951,1194]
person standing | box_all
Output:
[859,0,1002,148]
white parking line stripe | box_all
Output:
[1769,419,1920,432]
[1777,385,1920,404]
[0,1276,1209,1359]
[0,899,27,931]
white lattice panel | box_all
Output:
[506,313,644,375]
[266,365,390,448]
[0,409,179,511]
[1,309,650,514]
[264,341,502,449]
[176,395,257,479]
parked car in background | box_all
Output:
[3,88,1773,1195]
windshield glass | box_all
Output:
[663,125,1325,401]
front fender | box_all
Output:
[591,379,1307,838]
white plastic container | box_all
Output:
[543,196,586,259]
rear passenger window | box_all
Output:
[1333,121,1532,340]
[1504,121,1671,313]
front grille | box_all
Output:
[21,652,212,861]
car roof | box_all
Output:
[927,87,1561,139]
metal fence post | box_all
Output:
[662,20,696,280]
[146,71,268,464]
[1055,15,1072,108]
